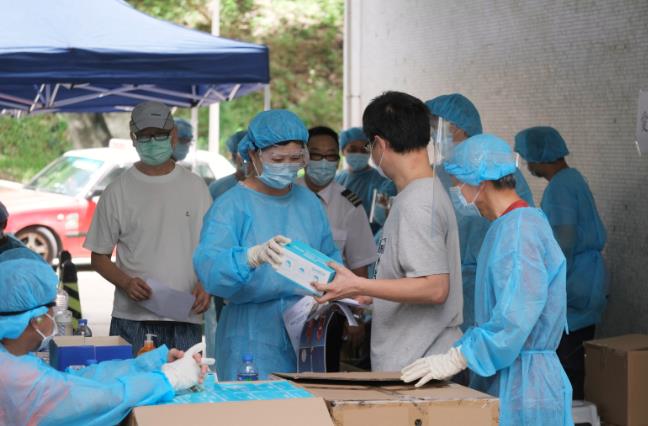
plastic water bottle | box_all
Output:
[236,354,259,381]
[55,285,69,314]
[74,319,93,340]
[55,309,73,336]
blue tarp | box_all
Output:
[0,0,270,113]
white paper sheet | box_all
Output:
[283,296,317,357]
[338,298,370,308]
[139,278,196,322]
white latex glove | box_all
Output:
[400,346,467,387]
[162,342,205,391]
[247,235,291,268]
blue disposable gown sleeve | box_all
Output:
[513,168,535,207]
[458,227,550,377]
[66,346,168,381]
[193,199,254,299]
[0,350,174,426]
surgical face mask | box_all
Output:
[136,137,173,166]
[172,142,190,161]
[370,141,387,178]
[257,160,302,189]
[33,313,58,352]
[449,185,482,217]
[345,153,370,172]
[306,159,337,186]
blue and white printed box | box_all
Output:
[276,241,336,296]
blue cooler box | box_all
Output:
[49,336,133,371]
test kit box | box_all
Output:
[584,334,648,426]
[126,380,334,426]
[276,241,336,296]
[49,336,133,371]
[273,372,500,426]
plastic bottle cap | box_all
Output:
[242,353,253,362]
[79,319,87,326]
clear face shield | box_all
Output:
[369,188,394,226]
[427,116,455,166]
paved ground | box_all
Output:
[77,269,114,336]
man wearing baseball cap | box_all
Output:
[84,101,212,354]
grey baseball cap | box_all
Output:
[129,101,175,133]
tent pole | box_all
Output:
[191,107,199,172]
[208,0,221,154]
[264,84,271,111]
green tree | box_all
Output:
[0,115,69,181]
[1,0,343,182]
[130,0,344,151]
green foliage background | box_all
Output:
[0,0,343,181]
[0,115,70,181]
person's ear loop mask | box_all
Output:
[32,313,58,352]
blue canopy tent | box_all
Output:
[0,0,270,115]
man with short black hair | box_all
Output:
[313,91,463,372]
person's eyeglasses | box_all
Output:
[260,149,308,163]
[309,153,340,162]
[136,133,170,143]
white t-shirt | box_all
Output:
[297,178,377,270]
[84,164,212,324]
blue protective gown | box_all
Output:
[0,345,174,426]
[437,167,535,330]
[335,167,396,218]
[208,173,238,200]
[541,168,607,331]
[193,183,342,381]
[458,207,572,426]
[204,176,239,359]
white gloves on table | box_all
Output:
[247,235,291,268]
[400,346,467,387]
[162,342,205,391]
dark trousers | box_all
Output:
[557,324,595,400]
[110,317,202,356]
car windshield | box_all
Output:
[25,156,104,196]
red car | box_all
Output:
[1,142,233,263]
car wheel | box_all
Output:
[16,226,59,264]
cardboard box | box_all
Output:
[585,334,648,426]
[276,241,336,296]
[127,381,334,426]
[273,372,499,426]
[49,335,132,371]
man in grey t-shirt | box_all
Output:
[313,91,463,371]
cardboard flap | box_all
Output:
[130,397,333,426]
[298,381,496,403]
[584,334,648,353]
[273,371,405,385]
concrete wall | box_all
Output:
[344,0,648,336]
